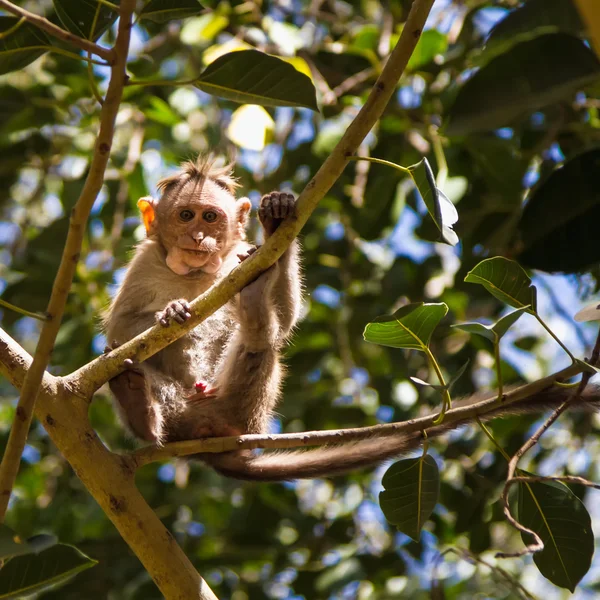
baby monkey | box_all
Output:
[105,156,593,481]
[104,156,301,458]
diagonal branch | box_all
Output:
[65,0,438,398]
[0,328,217,600]
[0,0,135,522]
[0,0,114,62]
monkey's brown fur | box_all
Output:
[104,156,597,481]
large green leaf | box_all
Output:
[518,479,593,592]
[446,34,600,135]
[477,0,584,66]
[464,257,537,311]
[518,149,600,273]
[139,0,204,23]
[0,544,97,599]
[379,456,440,541]
[53,0,120,41]
[0,17,50,75]
[193,50,319,110]
[408,158,458,246]
[363,302,448,351]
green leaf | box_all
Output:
[453,306,529,342]
[0,526,57,559]
[407,30,448,71]
[363,302,448,351]
[193,50,319,111]
[464,257,537,311]
[379,456,440,541]
[518,479,593,592]
[518,149,600,273]
[53,0,120,41]
[476,0,584,66]
[0,17,50,76]
[446,34,600,135]
[0,544,97,599]
[408,158,458,246]
[139,0,204,23]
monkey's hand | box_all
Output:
[259,191,296,237]
[156,299,192,327]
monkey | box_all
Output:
[104,156,599,481]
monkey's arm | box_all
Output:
[258,192,303,338]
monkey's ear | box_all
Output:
[137,196,157,234]
[237,197,252,224]
[236,197,252,237]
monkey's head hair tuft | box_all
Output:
[156,154,241,197]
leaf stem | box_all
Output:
[493,334,504,400]
[534,313,576,363]
[429,126,447,190]
[96,0,120,10]
[0,15,24,39]
[424,346,452,424]
[347,155,411,174]
[476,416,511,462]
[126,77,198,88]
[0,299,48,322]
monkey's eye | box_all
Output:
[179,209,195,222]
[203,210,218,223]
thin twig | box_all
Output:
[0,0,114,63]
[0,0,135,522]
[65,0,439,399]
[497,326,600,559]
[433,548,538,600]
[0,298,48,321]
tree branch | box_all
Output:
[131,363,583,466]
[65,0,438,398]
[0,0,114,62]
[0,0,135,521]
[0,331,218,600]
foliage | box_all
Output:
[2,0,600,598]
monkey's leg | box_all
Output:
[259,192,302,337]
[104,343,164,443]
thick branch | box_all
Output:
[132,363,583,466]
[66,0,437,398]
[0,0,114,62]
[0,329,217,600]
[0,1,134,521]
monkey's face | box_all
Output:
[152,178,250,276]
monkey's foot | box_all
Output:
[259,191,296,236]
[186,380,219,401]
[156,299,192,327]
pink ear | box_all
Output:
[137,196,156,234]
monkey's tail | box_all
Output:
[207,385,600,481]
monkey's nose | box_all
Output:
[193,232,204,243]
